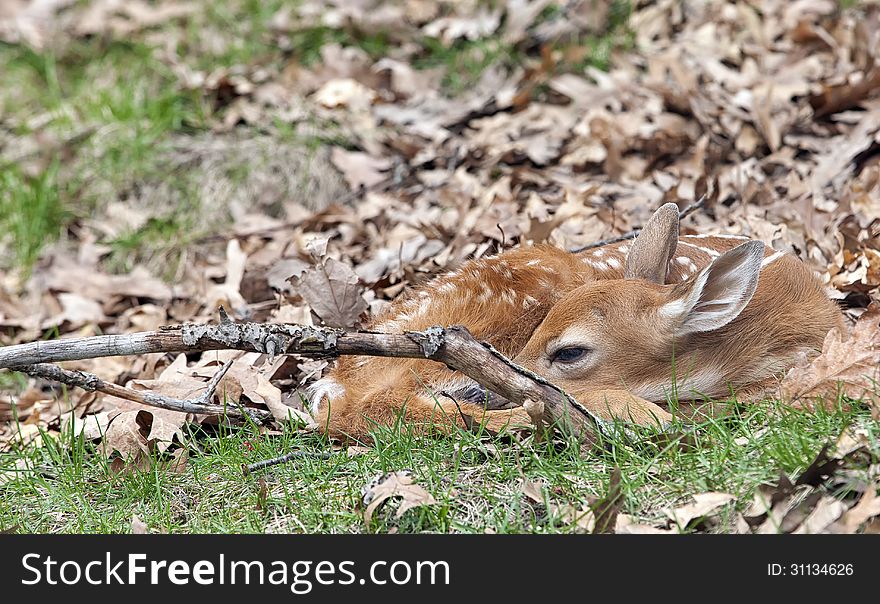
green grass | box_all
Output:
[0,0,637,273]
[411,0,635,94]
[1,396,875,534]
[0,163,65,271]
[0,38,208,273]
[415,37,525,95]
[0,372,27,393]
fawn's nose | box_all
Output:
[441,380,517,410]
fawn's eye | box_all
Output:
[550,346,592,364]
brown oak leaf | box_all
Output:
[779,308,880,413]
[293,257,368,328]
[361,470,437,525]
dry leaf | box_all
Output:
[167,447,189,474]
[205,239,248,314]
[362,470,437,525]
[792,496,847,534]
[615,514,675,534]
[422,8,501,44]
[131,514,148,535]
[294,257,368,328]
[330,148,390,191]
[830,484,880,533]
[592,468,623,534]
[313,78,376,110]
[75,0,196,37]
[61,411,111,440]
[0,388,47,421]
[0,0,74,48]
[780,308,880,408]
[664,492,736,529]
[521,477,598,532]
[102,410,151,461]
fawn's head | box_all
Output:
[514,203,766,398]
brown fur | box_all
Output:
[311,217,844,441]
[515,244,845,423]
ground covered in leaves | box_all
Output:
[1,0,880,534]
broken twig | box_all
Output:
[16,360,271,423]
[0,312,609,443]
[243,450,334,475]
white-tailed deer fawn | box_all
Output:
[309,204,844,441]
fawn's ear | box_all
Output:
[624,203,680,284]
[659,241,765,336]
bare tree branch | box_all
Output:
[0,311,610,443]
[243,450,333,475]
[16,360,271,423]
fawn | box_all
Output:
[309,204,845,441]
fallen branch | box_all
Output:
[569,196,706,253]
[0,310,609,443]
[243,450,334,475]
[16,360,271,424]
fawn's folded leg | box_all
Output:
[572,389,673,426]
[314,390,532,442]
[661,378,782,421]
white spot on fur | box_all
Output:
[592,248,605,257]
[385,320,401,331]
[761,251,784,267]
[657,298,688,321]
[526,259,541,266]
[437,282,456,294]
[307,378,346,415]
[494,262,513,279]
[619,244,629,254]
[414,298,431,317]
[594,261,609,271]
[678,241,720,257]
[675,256,698,271]
[523,295,538,308]
[606,257,621,269]
[688,234,750,240]
[502,289,517,304]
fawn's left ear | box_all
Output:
[624,203,680,284]
[659,241,765,337]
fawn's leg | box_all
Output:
[571,389,673,426]
[667,378,782,420]
[315,390,532,442]
[397,396,532,434]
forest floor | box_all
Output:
[1,0,879,534]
